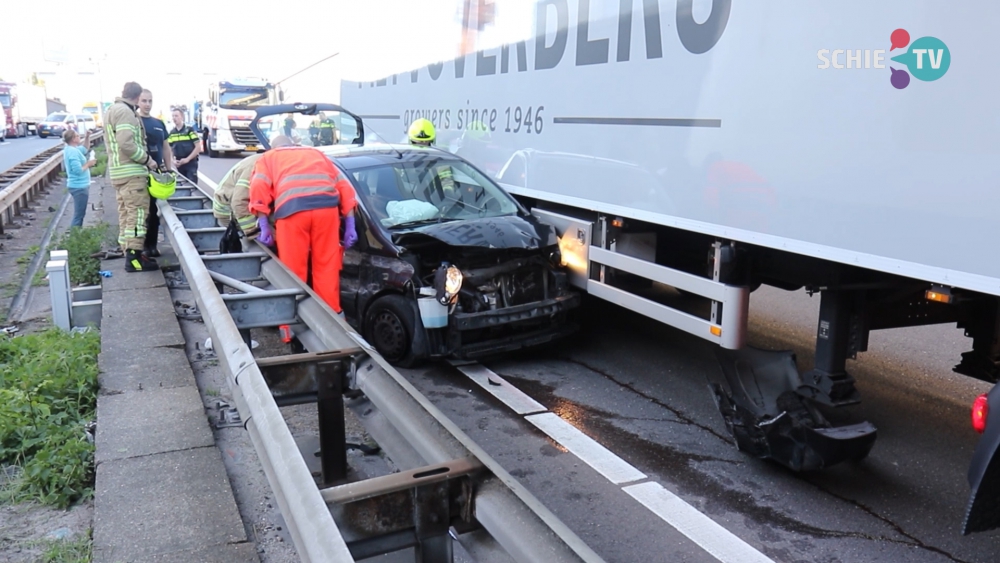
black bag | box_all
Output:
[220,217,243,254]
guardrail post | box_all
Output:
[317,360,347,485]
[47,250,73,331]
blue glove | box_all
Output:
[257,216,274,246]
[343,216,358,248]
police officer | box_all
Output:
[309,112,338,146]
[138,89,172,258]
[168,108,202,181]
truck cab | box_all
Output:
[200,78,282,157]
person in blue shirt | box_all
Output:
[138,89,173,257]
[62,129,96,227]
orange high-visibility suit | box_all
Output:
[248,146,357,313]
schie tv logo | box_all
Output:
[817,29,950,89]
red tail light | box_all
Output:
[972,393,989,434]
[279,324,292,344]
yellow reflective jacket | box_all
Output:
[104,98,150,180]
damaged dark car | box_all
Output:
[251,104,581,366]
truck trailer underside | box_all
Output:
[529,202,1000,532]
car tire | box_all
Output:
[364,294,420,368]
[39,132,47,138]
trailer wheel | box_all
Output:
[364,294,419,368]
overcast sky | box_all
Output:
[2,0,479,113]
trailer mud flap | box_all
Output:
[709,347,877,472]
[963,382,1000,534]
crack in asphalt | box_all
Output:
[499,357,974,562]
[801,480,974,563]
[557,356,735,444]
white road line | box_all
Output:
[460,363,774,563]
[454,364,547,415]
[524,412,647,485]
[197,171,218,191]
[624,482,775,563]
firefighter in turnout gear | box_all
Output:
[168,108,202,181]
[105,82,159,272]
[248,136,358,313]
[214,153,263,234]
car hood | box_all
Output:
[393,215,556,250]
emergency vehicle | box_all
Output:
[199,78,282,157]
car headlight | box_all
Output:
[444,266,463,296]
[434,263,464,305]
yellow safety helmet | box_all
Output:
[408,118,436,146]
[148,170,176,200]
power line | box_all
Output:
[276,53,340,85]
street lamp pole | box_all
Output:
[88,56,107,127]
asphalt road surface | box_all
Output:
[197,153,1000,563]
[0,136,62,173]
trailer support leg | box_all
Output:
[955,298,1000,384]
[797,290,862,407]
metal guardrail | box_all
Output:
[0,132,104,234]
[159,174,606,562]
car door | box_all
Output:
[342,167,412,325]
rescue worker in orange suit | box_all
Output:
[248,135,358,313]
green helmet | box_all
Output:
[408,118,436,145]
[148,170,176,200]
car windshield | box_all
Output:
[0,94,11,107]
[347,156,520,228]
[219,88,270,108]
[258,112,360,148]
[44,113,68,122]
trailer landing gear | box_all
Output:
[708,289,876,471]
[709,346,876,471]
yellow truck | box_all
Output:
[82,101,101,128]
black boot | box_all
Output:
[125,249,159,272]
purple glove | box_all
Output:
[343,216,358,248]
[257,216,274,246]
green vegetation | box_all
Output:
[89,145,108,178]
[1,245,43,297]
[51,224,111,286]
[0,328,100,508]
[36,530,93,563]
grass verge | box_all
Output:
[35,530,93,563]
[50,224,111,286]
[0,328,100,508]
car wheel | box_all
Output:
[364,294,420,367]
[39,132,47,138]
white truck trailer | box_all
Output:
[341,0,1000,534]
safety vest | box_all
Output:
[248,147,350,220]
[167,125,200,160]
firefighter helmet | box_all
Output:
[408,118,436,146]
[147,170,176,200]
